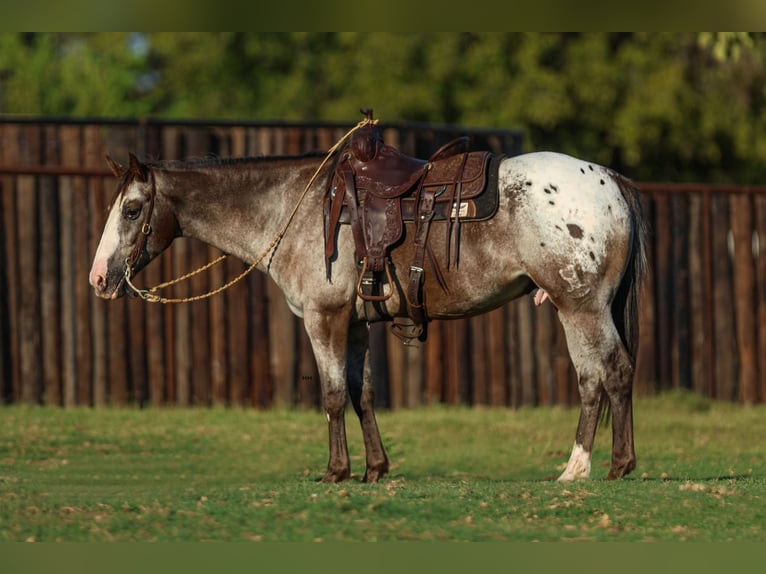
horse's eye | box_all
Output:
[122,202,142,221]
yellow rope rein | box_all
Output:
[125,116,378,304]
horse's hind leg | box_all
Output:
[347,322,389,483]
[557,309,636,481]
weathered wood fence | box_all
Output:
[1,118,764,408]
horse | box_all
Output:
[89,140,647,483]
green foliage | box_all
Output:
[3,33,766,182]
[1,397,765,541]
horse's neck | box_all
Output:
[160,159,323,264]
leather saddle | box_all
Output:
[324,110,502,342]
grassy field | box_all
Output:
[1,391,765,542]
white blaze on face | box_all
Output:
[557,442,592,481]
[89,185,146,292]
[89,198,123,289]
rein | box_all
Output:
[123,116,379,304]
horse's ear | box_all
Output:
[105,154,126,179]
[128,152,148,183]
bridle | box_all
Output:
[123,169,157,284]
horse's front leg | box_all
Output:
[304,307,353,483]
[346,322,389,483]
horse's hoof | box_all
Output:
[606,459,636,480]
[320,468,351,483]
[362,467,389,483]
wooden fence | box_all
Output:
[1,117,765,408]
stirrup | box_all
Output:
[356,257,393,302]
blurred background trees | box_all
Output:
[2,32,766,182]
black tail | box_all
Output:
[599,173,649,426]
[612,174,649,364]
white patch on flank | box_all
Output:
[503,151,630,281]
[557,442,591,481]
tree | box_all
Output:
[2,32,766,182]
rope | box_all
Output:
[125,116,378,304]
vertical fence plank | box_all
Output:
[634,195,657,394]
[487,308,507,407]
[225,262,249,407]
[386,328,405,408]
[172,239,192,406]
[671,195,691,390]
[17,174,41,404]
[517,300,536,405]
[686,195,704,395]
[711,195,737,400]
[59,125,79,406]
[39,125,61,406]
[756,195,766,403]
[534,301,555,406]
[506,305,521,408]
[423,322,444,404]
[208,248,228,406]
[730,193,758,404]
[249,272,272,408]
[89,177,110,407]
[74,175,93,407]
[0,164,15,403]
[268,278,297,407]
[471,315,488,406]
[653,195,672,390]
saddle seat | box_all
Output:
[324,111,501,342]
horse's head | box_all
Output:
[89,153,179,299]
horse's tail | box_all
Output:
[612,173,649,364]
[599,173,648,427]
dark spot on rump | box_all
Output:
[580,168,585,174]
[555,224,563,232]
[600,179,605,185]
[544,188,551,194]
[549,200,555,205]
[526,180,533,186]
[550,184,558,192]
[540,242,546,247]
[608,204,612,211]
[589,251,595,260]
[567,223,584,239]
[588,165,594,171]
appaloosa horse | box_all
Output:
[89,135,647,483]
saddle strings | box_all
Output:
[125,116,379,304]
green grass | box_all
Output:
[1,391,765,542]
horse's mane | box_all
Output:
[148,151,327,170]
[106,151,332,208]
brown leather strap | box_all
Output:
[325,173,347,261]
[340,163,366,262]
[126,169,156,275]
[406,184,444,326]
[447,152,469,269]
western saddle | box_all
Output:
[324,109,502,342]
